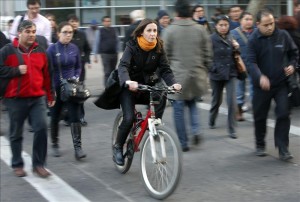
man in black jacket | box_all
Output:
[67,14,91,126]
[93,16,119,85]
[248,9,299,161]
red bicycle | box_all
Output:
[112,84,182,200]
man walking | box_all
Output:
[162,0,212,151]
[93,16,119,84]
[0,20,55,177]
[9,0,51,44]
[248,9,299,160]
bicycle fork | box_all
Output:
[148,118,167,163]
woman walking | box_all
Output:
[209,15,239,139]
[47,22,86,159]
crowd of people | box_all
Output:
[0,0,299,178]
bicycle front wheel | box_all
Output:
[140,125,182,200]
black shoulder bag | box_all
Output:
[55,43,90,103]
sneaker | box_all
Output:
[52,146,61,157]
[229,133,237,139]
[13,167,27,177]
[279,148,293,161]
[256,148,267,157]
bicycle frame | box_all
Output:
[132,90,167,162]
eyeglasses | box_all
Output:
[61,31,73,35]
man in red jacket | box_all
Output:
[0,20,55,178]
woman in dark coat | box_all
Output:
[113,19,181,165]
[209,15,239,139]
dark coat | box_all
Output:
[118,39,175,87]
[209,32,237,81]
[71,29,91,63]
[248,28,299,87]
[94,39,176,110]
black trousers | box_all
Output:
[252,84,290,149]
[116,88,166,146]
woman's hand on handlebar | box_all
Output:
[125,80,138,91]
[172,83,182,92]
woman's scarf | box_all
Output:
[137,36,157,51]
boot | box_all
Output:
[113,143,124,166]
[51,121,61,157]
[236,105,245,121]
[70,122,86,160]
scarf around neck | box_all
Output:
[137,36,157,51]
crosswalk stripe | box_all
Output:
[0,136,91,202]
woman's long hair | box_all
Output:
[132,18,163,53]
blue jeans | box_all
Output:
[171,99,200,148]
[236,75,253,106]
[4,96,48,168]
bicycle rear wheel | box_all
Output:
[112,111,134,174]
[140,125,182,200]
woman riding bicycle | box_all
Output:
[114,18,181,166]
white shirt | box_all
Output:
[9,13,51,44]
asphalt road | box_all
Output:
[1,58,299,202]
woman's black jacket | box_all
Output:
[118,39,176,87]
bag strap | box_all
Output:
[235,27,248,44]
[55,43,64,81]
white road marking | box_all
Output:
[0,136,90,202]
[197,103,300,136]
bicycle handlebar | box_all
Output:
[137,84,180,94]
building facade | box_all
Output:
[4,0,292,26]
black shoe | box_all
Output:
[80,118,87,126]
[193,135,202,145]
[256,148,267,157]
[229,133,237,139]
[279,148,293,161]
[113,144,124,166]
[182,147,190,152]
